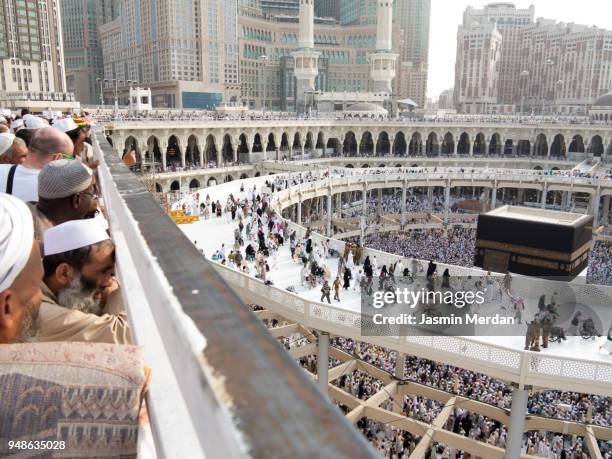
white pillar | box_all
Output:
[401,182,407,227]
[362,185,368,215]
[444,183,451,223]
[317,331,329,397]
[603,196,610,226]
[505,388,529,459]
[297,198,302,225]
[427,187,434,211]
[395,352,405,379]
[326,190,332,236]
[540,185,547,209]
[491,183,497,210]
[590,191,601,225]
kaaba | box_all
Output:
[474,206,593,279]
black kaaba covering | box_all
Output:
[474,206,593,279]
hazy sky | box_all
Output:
[427,0,612,99]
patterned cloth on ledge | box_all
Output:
[0,342,147,459]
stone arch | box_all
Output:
[426,132,439,156]
[280,132,290,156]
[186,135,200,167]
[147,136,162,166]
[166,135,181,167]
[239,173,249,179]
[327,138,341,156]
[252,133,263,153]
[189,179,200,189]
[409,132,423,156]
[170,180,180,191]
[473,132,486,155]
[568,135,585,153]
[204,134,218,166]
[534,165,543,171]
[488,133,501,155]
[224,175,233,183]
[360,131,374,156]
[457,132,470,155]
[517,140,531,156]
[345,164,354,168]
[376,131,390,156]
[441,132,454,154]
[316,132,325,150]
[207,177,217,186]
[503,139,514,155]
[343,131,357,156]
[362,164,369,168]
[393,132,407,156]
[254,172,261,177]
[266,133,277,155]
[221,134,234,164]
[550,134,566,157]
[124,136,140,162]
[293,132,302,151]
[155,183,163,193]
[535,134,548,156]
[589,135,604,156]
[305,132,314,153]
[238,134,249,154]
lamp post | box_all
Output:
[96,78,108,106]
[554,79,564,115]
[541,59,554,115]
[111,78,124,111]
[259,54,268,113]
[519,70,529,116]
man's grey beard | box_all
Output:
[57,274,102,315]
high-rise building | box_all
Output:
[460,4,534,105]
[261,0,298,17]
[339,0,376,25]
[394,0,430,65]
[61,0,119,105]
[437,88,454,110]
[99,0,238,109]
[0,0,78,110]
[454,3,612,114]
[453,21,502,114]
[315,0,340,21]
[520,19,612,115]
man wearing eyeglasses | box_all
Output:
[0,126,74,202]
[26,159,99,250]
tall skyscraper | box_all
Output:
[99,0,238,109]
[454,21,502,113]
[460,4,534,105]
[61,0,119,105]
[261,0,299,17]
[454,3,612,114]
[394,0,430,64]
[0,0,75,109]
[315,0,340,21]
[339,0,376,25]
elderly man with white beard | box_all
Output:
[36,219,131,344]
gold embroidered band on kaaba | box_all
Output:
[476,239,592,262]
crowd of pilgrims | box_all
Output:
[354,229,612,286]
[262,319,611,458]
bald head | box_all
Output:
[29,127,74,159]
[0,125,8,134]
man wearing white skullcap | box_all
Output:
[37,219,131,344]
[27,159,98,248]
[0,193,43,344]
[0,126,73,202]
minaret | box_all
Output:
[293,0,320,114]
[369,0,398,94]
